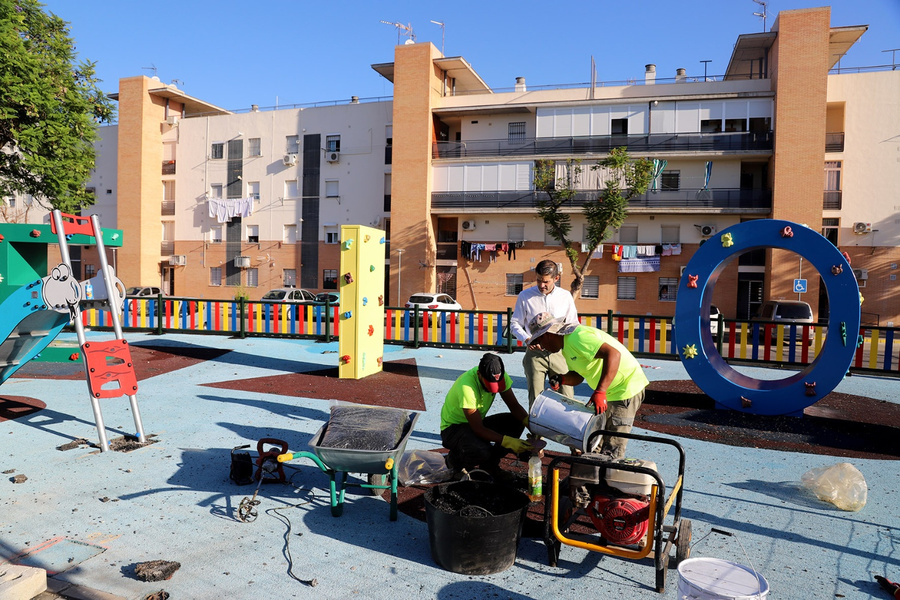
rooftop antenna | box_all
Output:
[700,59,712,81]
[380,20,415,45]
[430,20,445,55]
[752,0,768,32]
[141,64,158,78]
[170,78,184,88]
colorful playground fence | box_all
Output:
[77,297,900,376]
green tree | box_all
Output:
[534,147,653,298]
[0,0,115,215]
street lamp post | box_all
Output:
[396,249,405,304]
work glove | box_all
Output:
[589,390,607,415]
[501,436,533,455]
[548,373,562,391]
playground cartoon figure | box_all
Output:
[43,263,82,313]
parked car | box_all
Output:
[126,286,163,298]
[752,300,814,344]
[261,288,317,304]
[405,293,461,324]
[313,292,340,306]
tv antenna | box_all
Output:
[141,64,158,78]
[380,20,415,45]
[752,0,768,32]
[430,20,445,55]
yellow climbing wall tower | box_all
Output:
[338,225,386,379]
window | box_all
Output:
[283,269,296,287]
[325,135,341,152]
[507,223,525,243]
[247,181,260,201]
[323,269,338,290]
[582,276,599,299]
[209,226,222,243]
[247,224,259,244]
[6,197,15,208]
[822,218,839,246]
[661,225,680,244]
[506,273,524,296]
[508,122,526,143]
[658,277,678,301]
[325,180,339,198]
[210,184,223,199]
[619,225,638,244]
[163,180,175,201]
[617,276,637,300]
[281,180,298,201]
[660,171,680,191]
[84,264,96,278]
[248,138,261,156]
[700,119,722,133]
[286,135,299,153]
[611,118,628,135]
[824,161,841,190]
[325,226,339,244]
[210,267,222,286]
[283,224,297,244]
[724,118,746,132]
[210,142,224,159]
[544,225,560,246]
[246,268,258,287]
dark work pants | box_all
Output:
[440,413,525,473]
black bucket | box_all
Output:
[424,480,530,575]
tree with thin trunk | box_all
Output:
[535,147,653,298]
[0,0,115,218]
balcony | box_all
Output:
[431,188,771,212]
[825,132,844,153]
[161,200,175,216]
[160,241,174,255]
[823,190,842,210]
[162,160,176,175]
[432,131,774,159]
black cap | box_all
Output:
[478,353,505,393]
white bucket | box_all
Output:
[677,557,769,600]
[528,390,604,453]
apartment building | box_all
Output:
[7,7,897,326]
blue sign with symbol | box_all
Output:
[793,279,807,293]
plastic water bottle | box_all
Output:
[528,455,543,501]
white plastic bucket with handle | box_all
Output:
[528,390,604,453]
[677,557,769,599]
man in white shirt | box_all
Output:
[510,260,579,405]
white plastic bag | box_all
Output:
[397,449,454,486]
[800,462,867,512]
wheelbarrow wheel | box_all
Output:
[367,473,387,496]
[675,518,692,565]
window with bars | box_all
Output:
[247,181,260,201]
[506,273,524,296]
[326,135,341,152]
[286,135,299,153]
[508,122,526,143]
[210,267,222,286]
[247,268,258,287]
[323,269,338,290]
[246,224,259,244]
[658,277,678,301]
[248,138,261,156]
[582,276,599,298]
[210,142,224,159]
[617,276,637,300]
[325,226,339,244]
[209,226,222,243]
[660,171,680,191]
[283,269,296,287]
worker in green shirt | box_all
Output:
[440,353,532,480]
[527,312,649,459]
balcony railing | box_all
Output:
[825,132,844,153]
[823,190,842,210]
[161,200,175,216]
[431,188,771,211]
[160,241,174,255]
[432,131,774,159]
[162,160,176,175]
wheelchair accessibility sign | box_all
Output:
[793,278,807,293]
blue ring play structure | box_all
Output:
[674,219,860,416]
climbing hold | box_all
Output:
[362,297,368,306]
[343,272,353,284]
[380,237,385,244]
[378,295,384,306]
[720,232,733,247]
[687,274,699,289]
[842,251,851,265]
[343,239,354,250]
[30,229,41,238]
[368,325,375,336]
[831,264,843,275]
[780,226,793,238]
[342,311,352,319]
[69,353,80,361]
[364,235,371,242]
[340,355,351,364]
[682,344,698,359]
[370,265,375,272]
[804,382,817,396]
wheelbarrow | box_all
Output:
[543,429,691,594]
[277,410,419,521]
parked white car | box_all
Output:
[405,293,461,324]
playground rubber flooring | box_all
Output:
[1,332,898,600]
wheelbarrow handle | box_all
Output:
[277,452,294,463]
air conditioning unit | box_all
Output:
[169,255,186,266]
[852,222,872,234]
[326,151,340,163]
[853,268,868,281]
[234,256,251,268]
[461,220,477,231]
[166,115,180,126]
[699,224,716,237]
[283,153,298,166]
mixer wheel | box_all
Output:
[675,518,692,565]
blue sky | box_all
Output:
[42,0,900,113]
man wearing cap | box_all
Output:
[510,260,579,406]
[440,353,533,479]
[527,312,649,459]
